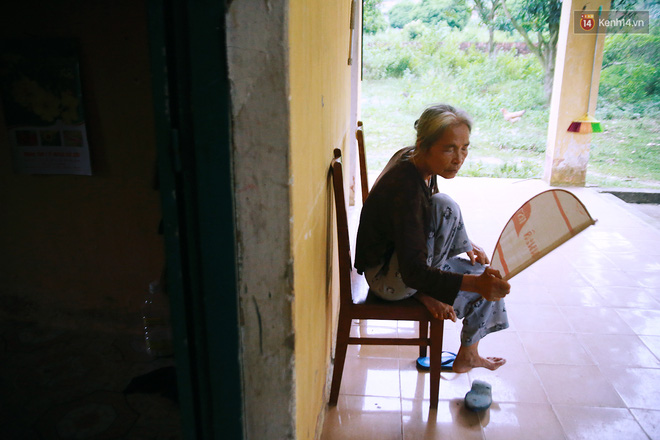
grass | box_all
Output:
[361,79,660,190]
[587,116,660,188]
[361,76,547,180]
[360,20,660,190]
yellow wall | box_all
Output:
[289,0,353,438]
[0,1,162,323]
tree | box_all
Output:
[501,0,637,103]
[388,0,417,29]
[500,0,561,102]
[417,0,471,30]
[472,0,512,56]
[363,0,387,34]
[388,0,471,31]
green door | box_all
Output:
[148,1,243,438]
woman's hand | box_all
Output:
[467,242,489,265]
[461,267,510,302]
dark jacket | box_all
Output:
[354,146,463,304]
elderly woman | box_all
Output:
[354,104,510,373]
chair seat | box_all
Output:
[349,269,434,320]
[350,292,434,321]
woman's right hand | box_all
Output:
[461,267,510,301]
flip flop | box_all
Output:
[415,351,457,371]
[464,380,492,412]
[416,356,430,370]
[441,351,457,371]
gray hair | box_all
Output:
[414,104,473,153]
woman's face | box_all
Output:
[418,123,470,180]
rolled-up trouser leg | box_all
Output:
[441,257,509,346]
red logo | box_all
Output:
[513,204,532,236]
[580,13,596,31]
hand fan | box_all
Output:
[490,189,597,280]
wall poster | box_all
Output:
[0,39,92,175]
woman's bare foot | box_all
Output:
[414,293,456,322]
[452,341,506,373]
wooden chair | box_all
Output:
[328,148,444,408]
[356,121,369,204]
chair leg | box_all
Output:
[419,320,429,358]
[329,314,352,405]
[429,319,444,408]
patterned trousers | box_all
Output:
[365,193,509,346]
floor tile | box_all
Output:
[507,269,545,287]
[351,320,398,336]
[579,333,660,368]
[479,403,564,440]
[468,362,549,404]
[348,324,401,359]
[505,284,555,305]
[535,364,625,407]
[639,335,660,360]
[630,408,660,439]
[587,237,639,254]
[506,304,572,333]
[561,306,635,334]
[553,405,648,440]
[534,268,592,288]
[477,330,530,365]
[599,366,660,410]
[626,271,660,289]
[519,332,595,365]
[321,395,402,440]
[401,399,484,440]
[611,252,660,272]
[591,223,660,242]
[596,286,660,309]
[338,357,401,398]
[549,285,606,307]
[399,366,471,401]
[568,248,619,271]
[615,309,660,336]
[579,268,639,288]
[648,289,660,304]
[347,343,401,359]
[581,229,628,243]
[397,320,461,360]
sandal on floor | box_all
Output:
[441,351,457,371]
[464,380,492,412]
[415,351,457,371]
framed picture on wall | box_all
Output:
[0,39,92,175]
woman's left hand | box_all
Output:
[468,242,489,265]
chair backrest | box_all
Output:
[330,148,355,307]
[356,121,369,204]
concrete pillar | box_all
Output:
[226,1,295,438]
[544,0,610,186]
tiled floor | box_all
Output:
[321,177,660,440]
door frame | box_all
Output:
[148,1,243,438]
